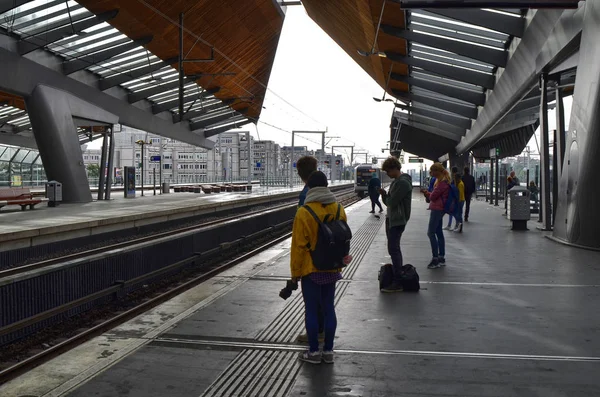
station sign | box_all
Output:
[490,148,500,159]
[150,155,161,162]
[408,157,424,163]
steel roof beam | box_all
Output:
[99,56,177,91]
[392,90,478,119]
[409,22,506,49]
[18,10,119,55]
[427,9,525,38]
[204,119,253,137]
[54,31,125,54]
[387,52,495,89]
[382,25,507,67]
[392,73,485,105]
[403,113,466,136]
[63,37,152,75]
[411,70,484,92]
[12,4,85,31]
[411,12,508,41]
[0,110,27,125]
[191,110,248,130]
[394,116,462,141]
[152,87,220,114]
[410,45,494,72]
[176,100,230,122]
[396,103,472,129]
[129,79,183,103]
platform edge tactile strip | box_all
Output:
[201,349,301,397]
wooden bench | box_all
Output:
[0,188,46,211]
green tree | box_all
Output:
[86,163,100,178]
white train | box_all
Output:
[354,165,382,198]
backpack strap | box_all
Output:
[335,203,341,220]
[302,205,322,225]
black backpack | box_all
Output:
[378,264,420,292]
[303,204,352,270]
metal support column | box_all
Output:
[141,143,145,196]
[552,130,558,226]
[246,131,252,185]
[178,13,184,122]
[489,162,494,205]
[105,131,115,200]
[97,133,108,200]
[494,158,499,206]
[555,86,567,175]
[290,132,294,187]
[539,73,552,230]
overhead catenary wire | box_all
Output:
[136,0,326,129]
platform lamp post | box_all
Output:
[135,139,152,197]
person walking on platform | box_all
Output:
[462,167,476,222]
[379,157,413,292]
[294,156,325,344]
[368,174,384,213]
[291,171,348,364]
[504,176,517,215]
[451,171,465,233]
[423,163,451,269]
[445,167,460,231]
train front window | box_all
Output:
[357,169,377,186]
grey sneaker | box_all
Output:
[322,350,334,364]
[299,350,322,364]
[427,259,440,269]
[438,257,446,266]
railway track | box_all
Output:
[0,189,363,384]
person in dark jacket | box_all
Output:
[462,167,476,222]
[379,157,413,292]
[368,175,384,213]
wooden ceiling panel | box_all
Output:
[0,91,25,110]
[302,0,409,97]
[76,0,284,120]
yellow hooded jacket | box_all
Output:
[290,188,347,279]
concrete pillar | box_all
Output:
[26,86,91,202]
[553,0,600,248]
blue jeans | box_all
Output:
[385,218,405,282]
[301,276,337,352]
[427,210,445,258]
[447,202,465,226]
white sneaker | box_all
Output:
[453,225,460,232]
[322,350,334,364]
[444,226,452,231]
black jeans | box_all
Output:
[385,218,405,282]
[370,195,383,212]
[465,194,472,219]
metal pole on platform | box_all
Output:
[489,163,493,205]
[141,143,145,197]
[552,131,558,226]
[290,132,294,188]
[98,133,108,200]
[539,73,552,230]
[178,13,184,123]
[247,131,252,186]
[153,168,156,196]
[106,130,115,200]
[494,158,499,206]
[555,85,566,175]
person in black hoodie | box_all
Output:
[462,167,476,222]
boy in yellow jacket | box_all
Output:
[291,171,347,365]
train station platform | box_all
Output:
[0,183,352,252]
[2,195,600,397]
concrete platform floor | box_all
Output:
[1,196,600,397]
